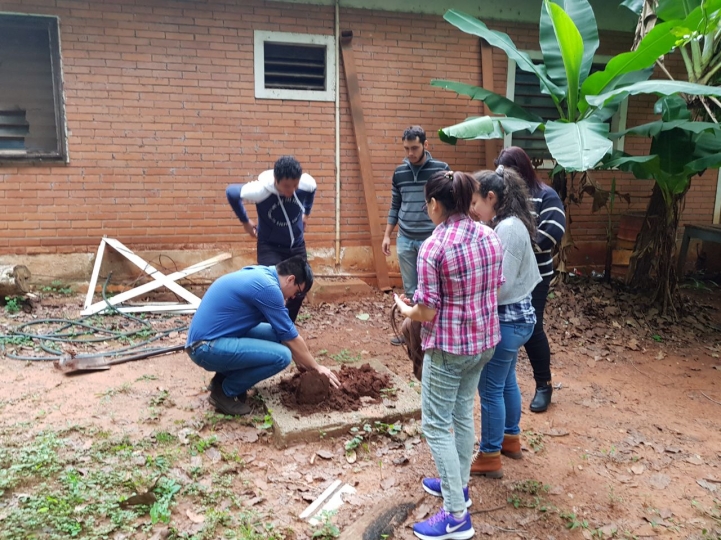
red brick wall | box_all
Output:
[0,0,716,265]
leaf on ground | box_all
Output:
[316,449,334,460]
[345,450,357,464]
[254,478,268,491]
[235,427,259,444]
[356,313,370,321]
[631,464,645,475]
[186,509,205,524]
[380,476,396,490]
[206,447,221,463]
[119,491,157,508]
[626,338,639,351]
[414,502,433,521]
[242,496,265,507]
[697,479,718,492]
[659,508,673,519]
[685,455,704,465]
[648,473,671,490]
[543,428,569,437]
[392,456,409,466]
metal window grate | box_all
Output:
[264,42,326,91]
[0,110,29,152]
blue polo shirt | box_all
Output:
[186,265,299,345]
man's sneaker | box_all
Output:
[421,478,472,508]
[390,335,405,346]
[208,385,250,416]
[413,508,474,540]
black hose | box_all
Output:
[0,272,189,362]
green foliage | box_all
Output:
[524,430,545,453]
[254,412,274,431]
[4,296,21,314]
[330,349,361,364]
[560,511,590,530]
[149,477,181,524]
[312,510,341,539]
[41,280,74,295]
[434,1,721,172]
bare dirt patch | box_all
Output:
[0,278,720,539]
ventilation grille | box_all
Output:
[264,42,326,91]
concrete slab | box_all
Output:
[257,358,421,448]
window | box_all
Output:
[0,13,67,162]
[254,31,336,101]
[505,53,627,167]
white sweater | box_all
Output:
[495,216,542,305]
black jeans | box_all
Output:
[523,274,552,386]
[256,241,307,322]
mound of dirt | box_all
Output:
[279,363,391,414]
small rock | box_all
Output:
[316,450,333,460]
[631,464,645,475]
[648,473,671,490]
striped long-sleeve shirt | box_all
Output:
[387,152,449,240]
[530,184,566,278]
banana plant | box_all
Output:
[434,0,721,171]
[622,0,721,121]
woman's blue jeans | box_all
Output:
[421,347,494,513]
[478,322,534,453]
[186,323,292,397]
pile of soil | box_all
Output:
[278,363,391,414]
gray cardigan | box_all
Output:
[495,216,542,306]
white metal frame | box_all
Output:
[82,237,231,315]
[254,30,336,101]
[504,51,628,169]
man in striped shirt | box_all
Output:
[382,126,449,345]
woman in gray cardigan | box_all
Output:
[469,166,541,479]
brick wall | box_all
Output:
[0,0,716,268]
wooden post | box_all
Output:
[339,30,392,291]
[481,39,499,167]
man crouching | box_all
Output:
[185,255,340,415]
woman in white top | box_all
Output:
[469,165,541,479]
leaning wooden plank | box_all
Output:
[339,31,391,291]
[81,252,231,315]
[112,305,198,314]
[103,238,202,305]
[83,238,107,310]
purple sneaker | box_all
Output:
[421,478,472,508]
[413,508,474,540]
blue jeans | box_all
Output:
[478,322,535,453]
[421,347,494,513]
[396,233,426,297]
[186,323,292,397]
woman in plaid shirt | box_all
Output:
[394,171,504,540]
[469,166,542,479]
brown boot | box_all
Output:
[470,451,503,478]
[501,434,523,460]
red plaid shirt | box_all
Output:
[413,214,504,355]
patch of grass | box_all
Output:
[312,510,340,539]
[97,382,133,401]
[560,511,589,530]
[4,296,21,314]
[524,430,545,453]
[149,389,170,407]
[41,280,74,295]
[508,479,551,511]
[330,348,361,363]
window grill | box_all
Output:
[263,42,327,91]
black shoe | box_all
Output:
[208,385,251,416]
[530,384,553,413]
[206,373,226,392]
[390,335,405,346]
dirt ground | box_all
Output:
[1,277,720,539]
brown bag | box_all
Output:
[391,303,424,381]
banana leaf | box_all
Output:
[544,119,612,171]
[430,80,543,122]
[586,79,721,108]
[438,116,544,144]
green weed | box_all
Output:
[4,296,21,314]
[330,349,361,363]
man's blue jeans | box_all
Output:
[186,323,292,397]
[396,233,426,297]
[421,347,494,513]
[478,322,534,453]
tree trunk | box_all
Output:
[0,264,31,297]
[627,183,688,317]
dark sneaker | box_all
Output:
[390,335,405,346]
[413,508,474,540]
[208,385,251,416]
[421,478,471,508]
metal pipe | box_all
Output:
[334,0,342,265]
